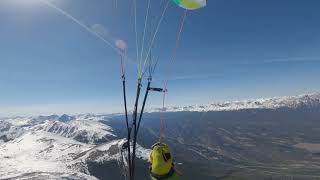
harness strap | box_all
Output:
[150,167,175,180]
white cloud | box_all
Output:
[263,56,320,64]
[238,56,320,66]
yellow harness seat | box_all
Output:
[149,143,179,180]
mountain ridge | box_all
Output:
[0,114,150,179]
[147,93,320,113]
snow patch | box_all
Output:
[147,93,320,113]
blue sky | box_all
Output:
[1,0,320,116]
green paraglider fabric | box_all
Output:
[172,0,206,10]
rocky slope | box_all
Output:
[0,114,150,179]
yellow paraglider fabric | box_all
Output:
[172,0,206,10]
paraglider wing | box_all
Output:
[172,0,206,10]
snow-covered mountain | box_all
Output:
[0,114,150,179]
[148,93,320,113]
[0,121,24,143]
[1,93,319,179]
[34,114,116,144]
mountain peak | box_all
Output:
[147,93,320,113]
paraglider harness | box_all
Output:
[117,10,189,177]
[149,143,176,180]
[116,1,194,179]
[151,168,175,180]
[120,61,167,180]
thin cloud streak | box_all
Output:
[263,56,320,64]
[237,56,320,66]
[151,73,223,82]
[169,73,223,81]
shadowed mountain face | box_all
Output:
[109,101,320,180]
[0,114,149,180]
